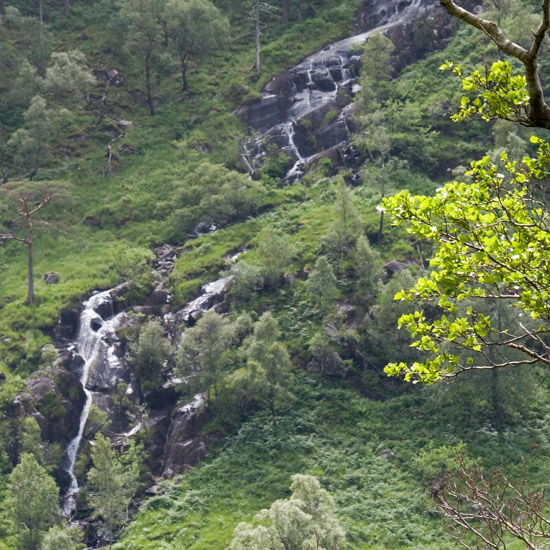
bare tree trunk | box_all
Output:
[255,0,261,73]
[0,0,4,15]
[37,0,45,75]
[27,228,34,306]
[180,54,189,90]
[64,0,70,15]
[282,0,289,23]
[98,75,115,124]
[378,209,384,242]
[145,53,155,116]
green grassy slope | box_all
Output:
[1,0,550,549]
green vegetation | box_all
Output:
[1,0,550,549]
[88,434,140,549]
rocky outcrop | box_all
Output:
[237,0,469,180]
[168,276,232,329]
[159,396,224,479]
[16,369,87,446]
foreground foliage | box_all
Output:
[384,137,550,382]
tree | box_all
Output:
[380,2,550,384]
[42,525,82,550]
[164,0,229,90]
[355,32,394,111]
[306,256,338,315]
[353,235,383,295]
[5,453,60,550]
[356,111,394,241]
[249,0,280,73]
[87,434,139,550]
[256,227,294,288]
[177,310,234,400]
[1,7,52,75]
[7,95,68,173]
[281,0,289,23]
[434,454,550,550]
[228,474,346,550]
[20,416,64,474]
[380,3,550,547]
[383,138,550,383]
[120,0,165,115]
[44,50,95,105]
[325,180,362,265]
[438,0,550,128]
[0,179,69,305]
[130,319,170,391]
[227,261,264,304]
[245,312,293,425]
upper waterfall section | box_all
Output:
[236,0,455,178]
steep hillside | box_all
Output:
[1,0,550,549]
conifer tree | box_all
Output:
[306,256,338,315]
[5,453,60,550]
[245,312,293,425]
[87,434,139,550]
[177,311,234,400]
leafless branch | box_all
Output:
[434,455,550,549]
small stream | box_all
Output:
[62,275,232,515]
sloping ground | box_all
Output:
[119,374,550,549]
[1,1,549,549]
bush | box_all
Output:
[130,320,170,391]
[228,261,264,303]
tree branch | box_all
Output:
[440,0,550,128]
[0,233,29,244]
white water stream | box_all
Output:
[63,289,128,516]
[245,0,426,177]
[63,275,232,515]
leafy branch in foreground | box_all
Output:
[383,136,550,383]
[439,0,550,128]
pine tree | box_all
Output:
[87,434,139,550]
[306,256,338,314]
[5,454,60,550]
[177,311,234,400]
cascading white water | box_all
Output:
[243,0,427,177]
[63,289,128,516]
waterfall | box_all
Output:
[63,288,128,516]
[239,0,428,179]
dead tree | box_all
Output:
[434,455,550,549]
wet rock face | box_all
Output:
[237,0,453,180]
[353,0,429,33]
[160,400,224,479]
[23,369,86,446]
[235,94,293,133]
[171,276,233,328]
[54,307,81,341]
